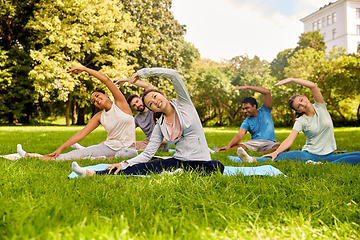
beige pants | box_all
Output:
[136,139,168,151]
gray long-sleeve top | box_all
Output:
[124,68,211,167]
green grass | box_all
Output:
[0,126,360,239]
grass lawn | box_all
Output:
[0,126,359,239]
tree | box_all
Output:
[121,0,186,71]
[26,0,140,125]
[294,30,326,52]
[0,0,39,123]
[285,47,360,123]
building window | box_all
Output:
[322,32,326,41]
[317,20,322,30]
[313,22,317,31]
[322,17,326,28]
[357,25,360,35]
[357,42,360,52]
[357,8,360,18]
[332,29,337,39]
[332,13,337,23]
[327,15,332,25]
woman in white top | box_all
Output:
[236,78,360,165]
[17,67,137,160]
[71,68,224,177]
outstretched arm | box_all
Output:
[218,128,247,152]
[67,67,131,115]
[261,130,299,161]
[44,112,102,159]
[233,86,272,108]
[275,78,324,104]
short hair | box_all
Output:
[242,97,258,109]
[127,94,140,105]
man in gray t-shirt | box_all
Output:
[127,94,169,151]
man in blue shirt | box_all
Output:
[218,86,281,154]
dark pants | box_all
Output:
[95,157,224,175]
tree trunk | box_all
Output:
[77,107,85,125]
[357,103,360,125]
[71,101,77,125]
[65,92,72,126]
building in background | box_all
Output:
[301,0,360,53]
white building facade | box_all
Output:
[301,0,360,53]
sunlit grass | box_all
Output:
[0,126,359,239]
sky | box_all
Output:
[171,0,333,62]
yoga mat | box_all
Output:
[228,156,243,163]
[68,164,285,178]
[0,153,42,160]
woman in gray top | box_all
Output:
[72,68,224,177]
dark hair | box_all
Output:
[142,89,165,124]
[127,94,140,105]
[288,94,304,118]
[242,97,258,109]
[91,89,105,96]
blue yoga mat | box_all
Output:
[68,163,285,178]
[228,156,242,163]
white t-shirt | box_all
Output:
[293,101,336,155]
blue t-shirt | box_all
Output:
[240,104,276,142]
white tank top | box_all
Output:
[101,103,135,151]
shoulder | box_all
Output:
[259,104,271,112]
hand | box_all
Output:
[114,78,130,87]
[104,162,128,175]
[261,152,278,161]
[274,78,294,86]
[218,145,230,152]
[128,72,139,85]
[67,67,86,74]
[232,86,248,91]
[43,149,62,160]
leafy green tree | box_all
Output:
[121,0,186,71]
[270,48,293,81]
[285,47,360,123]
[270,31,325,83]
[294,30,326,52]
[26,0,140,125]
[0,0,39,123]
[188,59,237,126]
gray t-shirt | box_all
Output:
[293,101,336,155]
[134,110,154,139]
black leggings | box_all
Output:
[95,157,224,175]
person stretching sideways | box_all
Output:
[218,86,281,154]
[71,67,224,177]
[236,78,360,165]
[17,67,137,160]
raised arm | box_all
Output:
[262,130,299,161]
[115,74,152,91]
[218,128,247,152]
[136,68,191,104]
[275,78,324,104]
[67,66,131,114]
[233,86,272,108]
